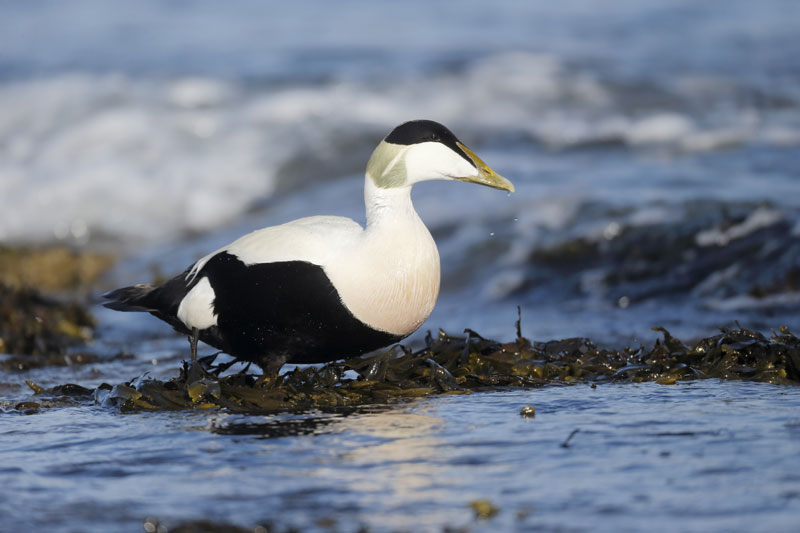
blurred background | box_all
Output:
[1,0,799,346]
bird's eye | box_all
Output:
[430,133,439,141]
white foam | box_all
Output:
[1,51,798,247]
[625,113,694,145]
[695,207,783,247]
[0,75,278,245]
[760,125,800,146]
[167,78,233,108]
[705,292,800,312]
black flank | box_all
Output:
[106,252,403,368]
[201,252,403,365]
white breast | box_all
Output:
[326,219,440,336]
[325,179,441,336]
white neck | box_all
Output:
[325,175,441,336]
[364,173,418,228]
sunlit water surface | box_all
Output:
[1,381,799,532]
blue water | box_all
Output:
[1,1,800,531]
[2,382,799,532]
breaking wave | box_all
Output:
[1,50,799,246]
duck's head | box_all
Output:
[366,120,514,193]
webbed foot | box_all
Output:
[254,354,290,386]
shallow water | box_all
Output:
[2,381,799,532]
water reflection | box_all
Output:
[206,402,453,529]
[301,405,453,530]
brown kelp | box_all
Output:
[0,245,113,292]
[0,246,113,370]
[19,324,800,414]
[0,283,98,369]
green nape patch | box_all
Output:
[19,326,800,414]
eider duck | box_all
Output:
[104,120,514,374]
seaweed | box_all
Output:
[1,383,95,415]
[0,245,113,367]
[0,245,113,292]
[469,499,500,520]
[144,518,274,533]
[21,325,800,414]
[522,201,800,308]
[0,283,96,361]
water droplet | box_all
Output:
[603,221,621,240]
[70,219,88,239]
[618,296,630,309]
[69,218,90,244]
[489,232,495,237]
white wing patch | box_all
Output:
[177,276,218,330]
[186,216,364,283]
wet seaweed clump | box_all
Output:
[0,246,113,370]
[470,499,500,520]
[521,202,800,314]
[25,324,800,413]
[144,518,271,533]
[0,245,113,292]
[3,383,95,415]
[0,283,98,369]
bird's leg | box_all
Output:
[254,354,289,386]
[188,328,199,362]
[182,328,206,384]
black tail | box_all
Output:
[102,284,159,312]
[104,271,228,353]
